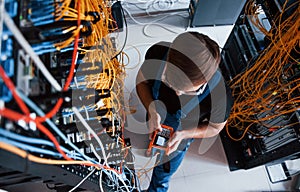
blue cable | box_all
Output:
[0,136,86,161]
[0,130,122,180]
[18,91,99,165]
[31,14,54,23]
[0,128,56,146]
[31,3,54,9]
[60,46,80,53]
[40,28,65,36]
[34,48,57,55]
[61,106,96,117]
[31,0,53,2]
[33,19,55,26]
[16,92,128,180]
[30,2,54,10]
[70,84,87,89]
[31,8,54,17]
[0,128,81,158]
[30,0,53,4]
[31,42,77,55]
[0,137,61,158]
[73,76,85,81]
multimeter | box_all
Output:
[147,124,174,155]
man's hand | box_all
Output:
[167,130,187,155]
[166,121,227,155]
[148,110,162,140]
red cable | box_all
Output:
[35,121,71,160]
[63,0,81,91]
[35,98,63,122]
[0,108,31,122]
[0,109,123,172]
[36,0,81,122]
[0,108,71,160]
[0,65,30,115]
[0,0,123,174]
[33,0,82,157]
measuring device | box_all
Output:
[147,124,174,155]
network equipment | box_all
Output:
[0,0,139,191]
[147,124,174,155]
[189,0,246,27]
[219,0,300,171]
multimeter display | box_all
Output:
[154,135,167,146]
[153,128,172,147]
[147,125,174,153]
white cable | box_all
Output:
[121,0,187,12]
[152,0,174,12]
[124,166,137,191]
[124,43,154,51]
[72,110,130,192]
[74,76,79,89]
[99,168,131,192]
[99,169,104,192]
[121,1,151,11]
[72,107,109,166]
[112,171,130,192]
[68,168,96,192]
[83,106,90,120]
[142,22,185,37]
[123,6,185,25]
[136,0,153,3]
[90,143,103,163]
[141,0,173,16]
[123,6,188,37]
[123,44,145,69]
[3,11,62,91]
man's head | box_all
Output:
[163,32,220,95]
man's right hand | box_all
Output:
[148,109,163,140]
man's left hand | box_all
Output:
[167,130,187,155]
[166,122,226,155]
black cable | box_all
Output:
[112,1,128,60]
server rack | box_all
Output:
[219,0,300,171]
[0,0,138,191]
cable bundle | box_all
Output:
[226,0,300,141]
[25,0,119,53]
[0,0,137,191]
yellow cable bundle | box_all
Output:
[53,0,126,140]
[226,2,300,141]
[54,0,118,49]
[73,0,117,47]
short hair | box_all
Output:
[166,32,220,88]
